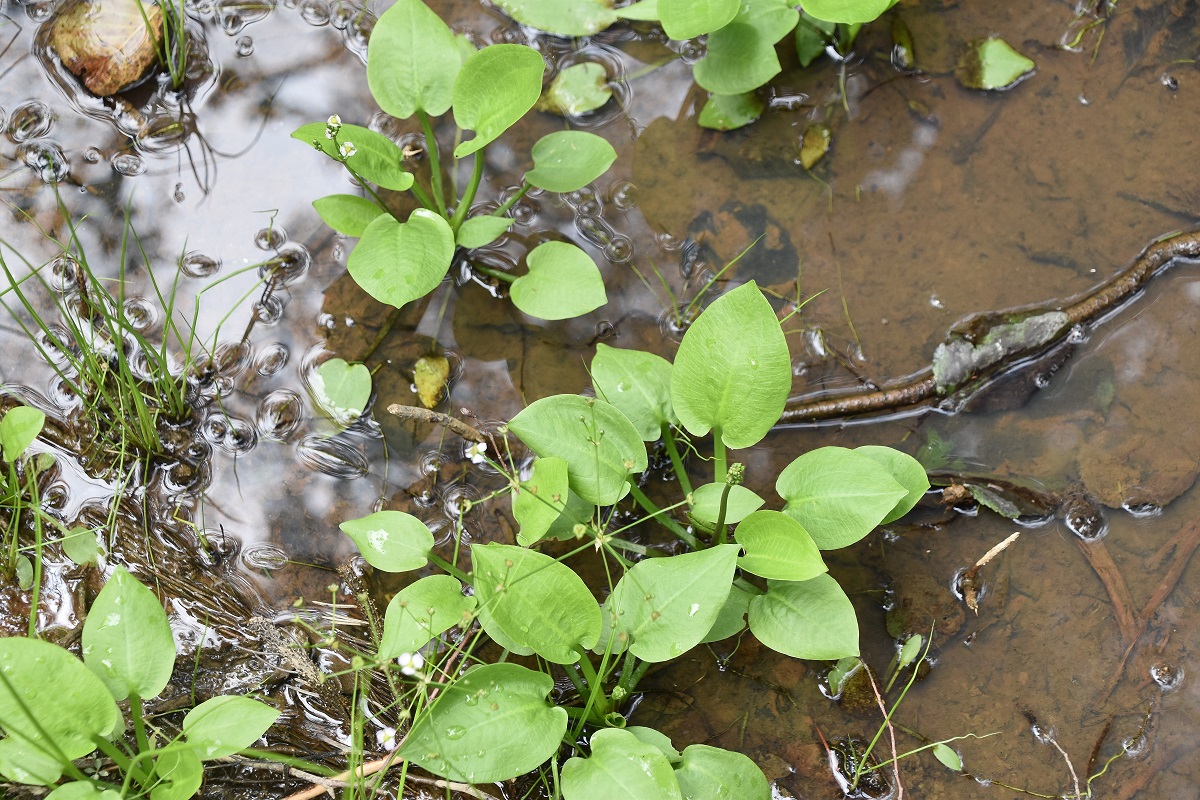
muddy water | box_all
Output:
[2,0,1199,796]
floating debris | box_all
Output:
[955,36,1035,91]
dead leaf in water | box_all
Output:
[799,123,831,170]
[413,355,450,409]
[47,0,163,96]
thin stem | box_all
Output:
[417,111,449,217]
[450,150,486,230]
[427,551,471,584]
[492,182,532,217]
[713,430,727,483]
[626,479,699,549]
[622,660,652,694]
[713,479,733,546]
[662,425,692,496]
[130,694,150,756]
[474,264,516,284]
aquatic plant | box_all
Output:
[492,0,901,130]
[334,281,930,796]
[0,566,279,796]
[294,0,617,321]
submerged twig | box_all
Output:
[960,531,1020,614]
[1074,539,1139,645]
[386,403,487,443]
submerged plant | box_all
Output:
[331,280,931,797]
[294,0,618,321]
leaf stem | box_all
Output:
[713,429,727,483]
[417,111,449,217]
[130,693,150,757]
[427,551,471,584]
[473,264,516,284]
[492,182,532,217]
[626,479,699,549]
[714,479,733,546]
[449,150,486,231]
[662,425,692,497]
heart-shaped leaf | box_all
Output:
[312,358,371,425]
[380,575,476,658]
[562,728,682,800]
[313,194,385,237]
[456,215,513,249]
[453,45,546,159]
[292,123,415,191]
[659,0,738,40]
[693,0,798,95]
[347,209,455,309]
[734,510,827,581]
[747,574,859,659]
[513,456,571,545]
[0,405,44,461]
[83,566,176,701]
[674,745,771,800]
[591,344,675,441]
[701,580,759,642]
[955,36,1036,91]
[183,696,281,759]
[854,445,929,524]
[339,510,434,572]
[511,241,607,320]
[538,63,613,116]
[698,92,765,131]
[526,130,618,193]
[689,482,763,527]
[366,0,460,118]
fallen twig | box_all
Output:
[387,403,487,443]
[960,531,1020,614]
[1074,539,1139,645]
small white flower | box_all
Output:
[325,114,342,138]
[466,442,488,464]
[376,726,397,749]
[397,651,425,676]
[339,141,357,158]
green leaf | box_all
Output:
[82,566,175,701]
[60,526,100,566]
[513,456,571,545]
[600,545,738,662]
[615,0,659,21]
[492,0,617,36]
[312,358,371,425]
[538,63,613,116]
[380,575,476,658]
[511,241,607,320]
[472,543,601,663]
[734,510,827,581]
[542,490,597,542]
[526,130,618,193]
[591,344,675,441]
[508,395,647,506]
[313,195,385,237]
[0,405,44,461]
[777,446,908,549]
[933,743,964,772]
[701,580,758,642]
[698,92,765,131]
[955,36,1036,91]
[347,209,455,309]
[670,282,790,449]
[674,744,771,800]
[14,555,33,590]
[456,215,513,249]
[0,638,120,785]
[801,0,893,24]
[689,482,764,527]
[795,12,835,66]
[659,0,738,40]
[854,445,929,524]
[625,727,682,763]
[799,123,831,170]
[897,633,923,669]
[183,696,281,759]
[397,663,567,782]
[693,0,798,95]
[453,45,546,159]
[291,123,415,191]
[339,510,434,572]
[46,782,122,800]
[366,0,460,118]
[149,747,202,800]
[747,575,859,659]
[562,728,682,800]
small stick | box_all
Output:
[1074,539,1139,644]
[387,404,486,443]
[959,532,1020,614]
[864,667,903,800]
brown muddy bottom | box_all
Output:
[1,0,1198,796]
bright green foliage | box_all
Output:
[734,510,827,581]
[312,358,371,425]
[747,574,860,659]
[82,566,176,701]
[397,663,567,782]
[591,344,676,440]
[313,194,384,237]
[472,543,601,663]
[701,580,758,642]
[512,456,571,545]
[689,483,764,526]
[366,0,460,118]
[600,545,738,661]
[795,12,836,65]
[511,241,608,320]
[562,728,682,800]
[0,638,120,785]
[659,0,738,40]
[855,445,929,523]
[491,0,618,36]
[60,526,100,566]
[898,633,923,669]
[802,0,895,23]
[348,210,456,309]
[509,395,647,506]
[694,0,798,95]
[291,123,414,191]
[670,282,790,449]
[149,747,202,800]
[453,45,546,158]
[539,63,613,116]
[626,726,683,763]
[47,783,121,800]
[698,92,765,131]
[0,405,43,461]
[526,131,619,193]
[674,744,771,800]
[956,36,1036,91]
[934,743,964,771]
[777,446,908,549]
[183,696,281,759]
[339,510,434,572]
[615,0,659,20]
[380,575,476,658]
[455,215,513,248]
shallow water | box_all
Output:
[1,0,1199,796]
